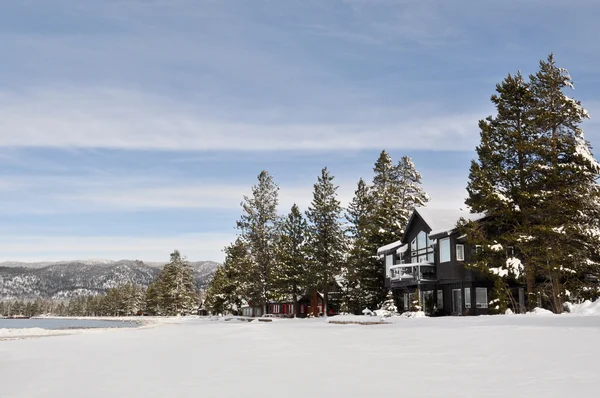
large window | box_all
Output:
[476,288,488,308]
[410,231,434,263]
[464,287,471,309]
[440,238,451,262]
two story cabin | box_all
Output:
[378,208,494,316]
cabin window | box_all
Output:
[440,238,451,262]
[417,231,426,250]
[475,245,482,254]
[507,246,515,257]
[476,288,488,308]
[411,231,434,263]
[456,244,465,261]
[437,290,443,309]
[464,287,471,309]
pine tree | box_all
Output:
[354,152,429,309]
[204,238,248,315]
[465,70,539,308]
[345,178,378,312]
[465,55,600,312]
[305,167,347,315]
[160,250,198,315]
[526,54,600,311]
[273,204,308,317]
[236,170,280,314]
[397,156,429,221]
[145,251,198,316]
[369,150,404,245]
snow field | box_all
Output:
[1,314,600,397]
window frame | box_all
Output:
[440,237,451,263]
[456,244,465,261]
[464,287,471,309]
[476,288,488,308]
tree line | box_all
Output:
[463,54,600,313]
[205,152,429,315]
[1,250,200,317]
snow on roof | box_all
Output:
[377,240,403,255]
[396,244,408,254]
[414,207,485,237]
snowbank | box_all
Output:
[526,307,555,316]
[565,299,600,316]
[397,311,426,318]
[0,327,74,340]
[327,315,388,325]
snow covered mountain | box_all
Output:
[0,260,220,299]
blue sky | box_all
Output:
[1,0,600,262]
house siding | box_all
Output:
[384,210,497,316]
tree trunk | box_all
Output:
[292,282,298,318]
[323,283,329,317]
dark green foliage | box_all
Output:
[145,250,198,316]
[204,239,248,315]
[344,178,379,312]
[305,167,347,314]
[464,54,600,312]
[272,204,308,316]
[236,170,280,313]
[345,151,429,311]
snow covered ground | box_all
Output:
[1,313,600,397]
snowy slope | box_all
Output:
[0,260,220,299]
[1,315,599,397]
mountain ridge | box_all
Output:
[0,259,220,299]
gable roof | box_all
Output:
[407,207,485,239]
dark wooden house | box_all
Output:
[378,208,502,316]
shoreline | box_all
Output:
[0,315,201,341]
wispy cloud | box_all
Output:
[0,86,484,151]
[0,233,234,262]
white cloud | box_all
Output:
[0,86,483,152]
[0,233,234,263]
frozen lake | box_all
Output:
[1,314,599,397]
[0,317,139,330]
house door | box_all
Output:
[452,289,462,315]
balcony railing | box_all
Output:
[389,262,436,286]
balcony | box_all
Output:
[389,262,437,287]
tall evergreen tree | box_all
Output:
[305,167,347,315]
[345,178,378,312]
[527,54,600,311]
[465,55,600,312]
[358,151,430,309]
[146,250,198,315]
[272,204,308,316]
[204,238,248,315]
[237,170,280,314]
[369,151,404,245]
[465,71,539,308]
[397,156,430,220]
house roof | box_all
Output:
[376,239,403,255]
[411,207,485,238]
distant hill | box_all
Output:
[0,259,220,300]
